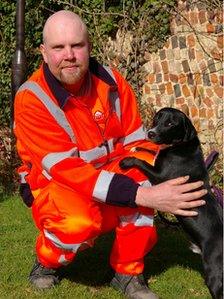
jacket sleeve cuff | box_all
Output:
[105,174,139,208]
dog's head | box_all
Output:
[147,107,197,145]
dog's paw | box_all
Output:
[119,157,136,169]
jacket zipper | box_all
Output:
[84,104,111,164]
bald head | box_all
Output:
[40,10,91,87]
[43,10,89,45]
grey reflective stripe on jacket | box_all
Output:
[41,147,79,179]
[121,125,146,145]
[103,66,121,121]
[18,81,76,143]
[92,170,115,202]
[79,138,114,163]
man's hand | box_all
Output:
[135,176,207,216]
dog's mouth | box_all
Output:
[147,132,183,146]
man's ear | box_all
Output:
[40,44,48,63]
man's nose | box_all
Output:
[65,47,74,60]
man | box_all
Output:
[14,10,206,299]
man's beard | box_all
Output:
[59,66,87,85]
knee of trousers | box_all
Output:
[32,182,103,252]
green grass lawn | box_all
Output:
[0,194,211,299]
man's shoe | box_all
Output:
[110,273,159,299]
[29,259,60,289]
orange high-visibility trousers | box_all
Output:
[32,151,158,275]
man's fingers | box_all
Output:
[179,199,206,209]
[181,188,207,201]
[175,209,199,217]
[169,176,190,185]
[179,181,206,193]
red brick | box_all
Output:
[207,23,215,33]
[187,34,196,47]
[194,119,200,132]
[190,86,200,98]
[211,48,222,60]
[191,106,198,118]
[144,84,151,94]
[207,109,214,118]
[156,94,162,106]
[204,97,213,107]
[190,11,198,24]
[199,108,206,117]
[176,97,185,105]
[214,86,223,98]
[179,74,187,84]
[195,73,202,84]
[147,74,155,84]
[220,75,224,86]
[182,84,191,97]
[199,61,207,72]
[161,61,169,74]
[147,97,156,105]
[153,62,161,73]
[210,73,218,84]
[195,50,204,61]
[199,10,206,24]
[165,82,173,95]
[217,36,223,49]
[206,88,214,97]
[159,84,165,94]
[164,74,169,81]
[169,74,178,83]
[181,104,190,116]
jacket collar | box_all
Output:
[43,57,117,109]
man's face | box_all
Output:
[40,18,90,86]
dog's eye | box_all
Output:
[165,121,173,127]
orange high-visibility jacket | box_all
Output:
[14,58,159,207]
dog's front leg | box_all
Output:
[119,157,158,179]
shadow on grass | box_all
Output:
[59,220,204,287]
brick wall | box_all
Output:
[142,0,223,157]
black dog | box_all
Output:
[120,107,223,299]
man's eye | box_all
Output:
[53,46,63,50]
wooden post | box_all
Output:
[11,0,27,125]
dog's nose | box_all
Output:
[148,130,156,139]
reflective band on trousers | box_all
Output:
[44,229,93,253]
[119,212,154,227]
[58,254,70,266]
[17,81,76,143]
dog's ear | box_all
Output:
[183,116,197,142]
